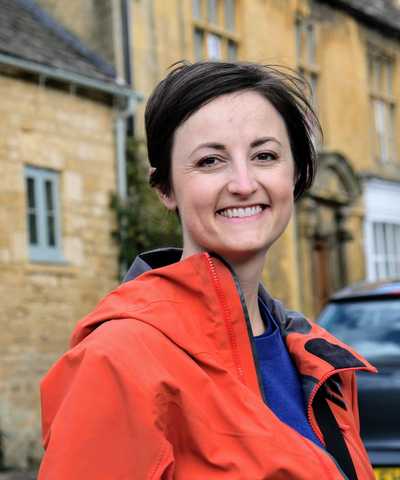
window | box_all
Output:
[368,51,396,163]
[371,222,400,279]
[192,0,238,60]
[295,15,319,106]
[364,180,400,281]
[25,166,63,262]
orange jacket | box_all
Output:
[39,251,376,479]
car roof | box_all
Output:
[330,279,400,301]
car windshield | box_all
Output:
[318,298,400,363]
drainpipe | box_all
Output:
[115,96,136,200]
[115,0,135,201]
[121,0,133,90]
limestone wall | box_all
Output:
[0,75,119,468]
[127,0,399,317]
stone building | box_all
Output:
[0,0,139,469]
[41,0,400,317]
[131,0,400,318]
[1,0,400,470]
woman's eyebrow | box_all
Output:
[190,142,226,156]
[250,136,282,148]
[190,137,282,156]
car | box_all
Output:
[317,279,400,479]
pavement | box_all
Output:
[0,473,36,480]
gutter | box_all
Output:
[0,52,142,101]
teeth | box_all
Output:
[218,205,263,218]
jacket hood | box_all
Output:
[70,248,376,393]
[71,249,210,346]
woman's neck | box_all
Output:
[230,253,266,336]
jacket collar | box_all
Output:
[123,249,376,393]
[123,248,183,282]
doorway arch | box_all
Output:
[297,151,361,314]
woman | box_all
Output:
[39,61,376,479]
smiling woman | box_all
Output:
[162,91,295,268]
[38,62,376,480]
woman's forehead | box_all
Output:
[173,91,289,152]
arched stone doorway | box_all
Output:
[297,152,361,315]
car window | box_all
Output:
[318,299,400,362]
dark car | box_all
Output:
[317,280,400,478]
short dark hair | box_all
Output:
[146,61,321,200]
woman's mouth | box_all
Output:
[216,204,267,219]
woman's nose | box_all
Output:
[227,164,258,196]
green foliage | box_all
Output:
[111,138,182,272]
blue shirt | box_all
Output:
[254,298,324,449]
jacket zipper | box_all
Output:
[206,254,244,382]
[206,254,353,479]
[307,366,373,444]
[306,367,374,480]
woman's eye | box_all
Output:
[255,152,277,162]
[197,156,221,168]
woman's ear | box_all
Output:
[156,188,177,211]
[150,166,177,210]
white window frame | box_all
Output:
[25,165,64,263]
[364,179,400,280]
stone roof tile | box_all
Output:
[0,0,116,82]
[321,0,400,37]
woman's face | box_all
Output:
[160,90,295,263]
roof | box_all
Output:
[331,279,400,301]
[320,0,400,38]
[0,0,116,83]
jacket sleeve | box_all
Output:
[38,342,175,480]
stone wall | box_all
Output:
[0,75,119,469]
[3,0,400,470]
[127,0,400,316]
[36,0,400,318]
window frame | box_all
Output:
[192,0,239,61]
[370,221,400,279]
[295,15,319,107]
[364,179,400,281]
[25,165,64,263]
[367,49,397,164]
